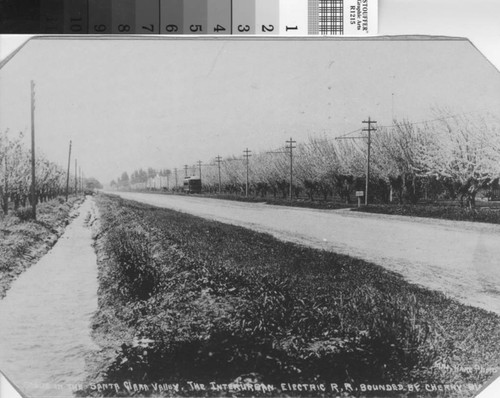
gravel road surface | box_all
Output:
[113,192,500,314]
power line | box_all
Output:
[335,127,364,140]
[328,110,485,144]
[376,111,481,130]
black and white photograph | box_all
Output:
[0,12,500,398]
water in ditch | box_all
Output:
[0,198,99,397]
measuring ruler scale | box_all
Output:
[31,0,377,35]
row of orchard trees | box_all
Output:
[0,132,75,214]
[110,168,172,190]
[201,115,500,206]
[118,114,500,207]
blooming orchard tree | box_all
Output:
[419,115,500,206]
[370,120,435,203]
[0,131,70,214]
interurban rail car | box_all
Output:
[183,177,202,194]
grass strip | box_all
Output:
[352,204,500,224]
[86,193,500,396]
[0,196,84,299]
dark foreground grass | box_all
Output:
[0,196,83,299]
[353,204,500,224]
[83,194,500,397]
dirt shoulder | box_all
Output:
[0,196,85,299]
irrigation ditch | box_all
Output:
[78,193,500,397]
[0,195,84,299]
[0,195,100,398]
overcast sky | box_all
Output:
[0,37,499,184]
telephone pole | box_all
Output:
[174,168,178,189]
[197,160,202,179]
[215,155,222,193]
[243,148,251,197]
[30,80,37,220]
[362,117,377,205]
[2,154,7,214]
[74,159,78,195]
[65,140,72,201]
[286,137,296,202]
[391,93,395,121]
[335,117,377,205]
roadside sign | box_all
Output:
[356,191,364,197]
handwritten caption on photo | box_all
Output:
[21,380,485,395]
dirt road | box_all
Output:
[113,192,500,314]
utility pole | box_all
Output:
[174,168,178,189]
[30,80,37,220]
[184,165,188,178]
[74,159,78,195]
[3,153,8,214]
[79,166,82,194]
[197,160,202,179]
[65,140,72,201]
[286,137,296,202]
[391,93,394,121]
[362,117,377,205]
[335,117,377,206]
[243,148,251,197]
[215,155,222,193]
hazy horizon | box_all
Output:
[1,37,499,184]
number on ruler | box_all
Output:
[70,17,82,32]
[94,24,107,32]
[238,25,250,32]
[213,25,226,33]
[142,24,154,32]
[118,24,130,32]
[190,24,203,32]
[262,25,274,32]
[286,26,298,31]
[166,24,178,32]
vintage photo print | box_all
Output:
[0,36,499,397]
